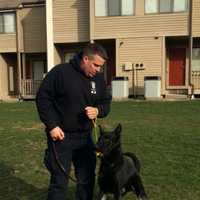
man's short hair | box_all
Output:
[82,43,108,61]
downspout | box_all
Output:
[89,0,94,43]
[188,0,193,97]
[46,0,54,71]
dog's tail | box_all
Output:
[124,152,141,172]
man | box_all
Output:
[36,43,111,200]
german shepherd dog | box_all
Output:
[95,124,148,200]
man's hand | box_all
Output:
[85,106,99,120]
[50,126,65,141]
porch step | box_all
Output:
[164,93,189,100]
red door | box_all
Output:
[169,48,186,86]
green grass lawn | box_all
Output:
[0,100,200,200]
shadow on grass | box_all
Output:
[0,161,47,200]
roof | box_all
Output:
[0,0,45,10]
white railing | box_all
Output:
[21,79,42,97]
[191,71,200,90]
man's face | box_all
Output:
[81,54,105,77]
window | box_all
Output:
[4,13,15,33]
[108,0,120,16]
[122,0,134,15]
[145,0,188,14]
[95,0,107,16]
[95,0,134,16]
[174,0,187,12]
[145,0,158,14]
[0,12,15,33]
[160,0,171,13]
[0,15,3,32]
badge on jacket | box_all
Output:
[91,81,96,94]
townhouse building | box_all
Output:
[0,0,200,100]
[50,0,200,98]
[0,0,46,100]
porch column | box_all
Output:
[46,0,54,71]
[22,53,26,79]
[16,10,22,97]
[188,0,193,87]
[161,36,166,96]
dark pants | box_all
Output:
[44,132,96,200]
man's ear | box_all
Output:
[114,123,122,136]
[83,55,89,63]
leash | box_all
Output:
[92,118,104,158]
[52,141,77,182]
[92,118,98,143]
[51,118,99,183]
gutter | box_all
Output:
[0,1,45,11]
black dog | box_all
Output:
[95,124,148,200]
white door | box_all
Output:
[33,61,44,81]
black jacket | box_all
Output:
[36,54,111,133]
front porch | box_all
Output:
[191,38,200,94]
[191,71,200,94]
[20,53,46,99]
[165,37,200,97]
[21,79,42,99]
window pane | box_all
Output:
[4,13,15,33]
[108,0,120,16]
[174,0,187,12]
[160,0,171,13]
[122,0,134,15]
[145,0,158,13]
[0,15,3,32]
[95,0,107,16]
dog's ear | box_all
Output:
[114,123,122,136]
